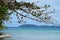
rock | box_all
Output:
[0,34,10,38]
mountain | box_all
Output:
[19,24,60,28]
[19,24,38,28]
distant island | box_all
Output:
[19,24,60,28]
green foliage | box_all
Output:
[0,25,5,30]
[0,3,9,30]
[0,4,9,20]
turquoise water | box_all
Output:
[1,27,60,40]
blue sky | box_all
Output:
[4,0,60,27]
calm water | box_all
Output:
[1,27,60,40]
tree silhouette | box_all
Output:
[0,0,57,29]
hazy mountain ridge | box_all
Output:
[19,24,60,28]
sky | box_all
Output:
[4,0,60,27]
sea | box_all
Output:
[0,26,60,40]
